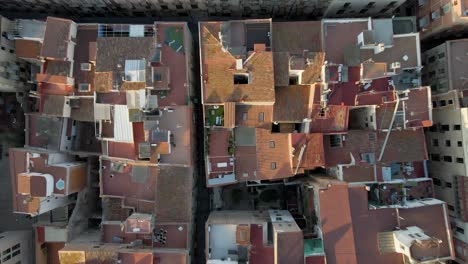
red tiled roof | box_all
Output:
[309,105,349,133]
[15,39,42,59]
[404,87,433,128]
[274,85,315,122]
[318,183,358,264]
[291,133,325,172]
[255,128,293,181]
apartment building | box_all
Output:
[200,17,424,187]
[206,210,305,263]
[0,0,333,19]
[0,231,33,264]
[7,16,196,263]
[305,177,454,264]
[421,38,468,95]
[200,17,454,264]
[0,16,29,93]
[425,89,468,262]
[324,0,406,18]
[417,0,468,39]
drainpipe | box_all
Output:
[378,95,400,162]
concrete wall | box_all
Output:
[426,100,466,217]
[324,0,406,18]
[0,230,33,264]
[422,42,448,94]
[1,0,333,19]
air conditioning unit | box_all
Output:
[80,63,91,71]
[374,43,385,54]
[78,83,90,92]
[391,62,401,70]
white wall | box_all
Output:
[0,230,33,264]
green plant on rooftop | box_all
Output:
[228,130,235,155]
[206,106,224,127]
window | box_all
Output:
[431,10,441,20]
[336,9,345,15]
[242,112,247,121]
[433,139,439,146]
[446,182,453,188]
[418,0,426,6]
[454,124,461,130]
[258,112,265,122]
[419,16,429,28]
[329,135,343,148]
[429,125,437,132]
[269,141,275,148]
[432,100,437,108]
[457,157,464,164]
[343,2,351,8]
[448,99,453,105]
[3,248,10,255]
[366,2,376,8]
[12,243,20,251]
[441,3,451,14]
[438,68,445,74]
[433,178,441,186]
[359,8,369,14]
[271,162,276,170]
[438,52,446,59]
[78,83,90,92]
[443,155,453,162]
[428,56,436,63]
[154,73,162,81]
[429,71,436,78]
[233,73,250,84]
[387,1,398,8]
[448,204,455,211]
[431,153,440,161]
[440,100,447,106]
[80,63,91,71]
[289,75,299,85]
[457,226,465,234]
[12,249,20,257]
[441,125,450,132]
[458,141,463,147]
[379,7,390,13]
[445,140,451,147]
[125,59,146,82]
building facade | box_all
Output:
[421,38,468,95]
[425,90,468,262]
[0,16,29,93]
[417,0,468,40]
[324,0,407,18]
[0,231,33,264]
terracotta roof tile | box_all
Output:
[201,22,275,103]
[255,128,293,180]
[94,72,113,92]
[40,17,74,60]
[291,133,325,172]
[235,105,273,128]
[274,85,315,122]
[15,39,42,59]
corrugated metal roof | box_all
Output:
[113,105,134,142]
[124,59,145,82]
[126,89,145,109]
[94,103,111,120]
